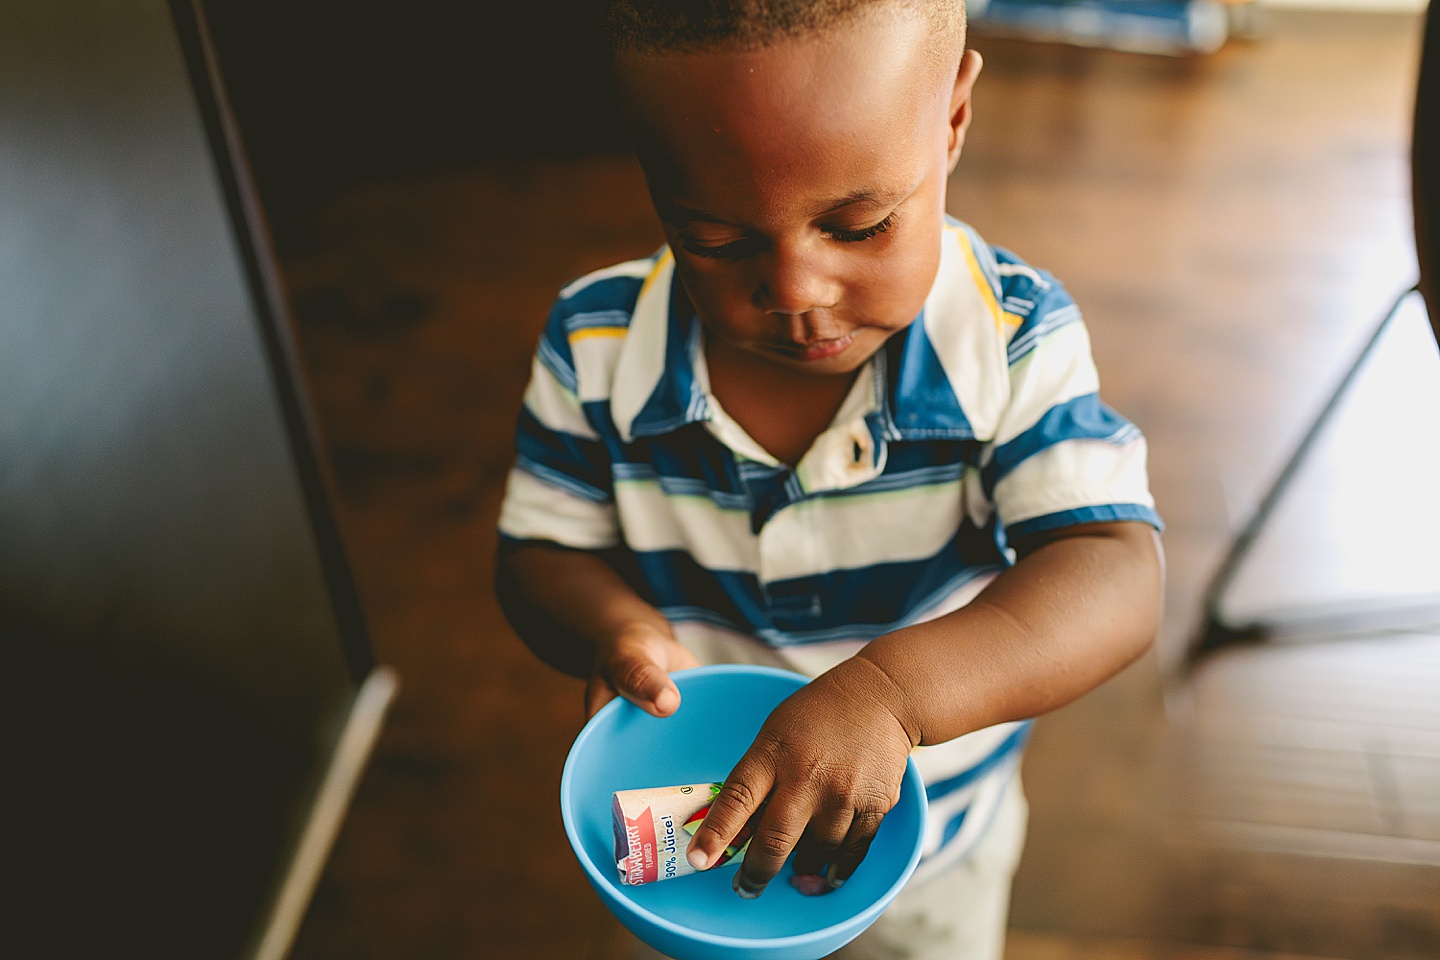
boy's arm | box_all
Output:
[498,543,699,717]
[686,519,1162,897]
[861,519,1162,744]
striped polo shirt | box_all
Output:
[499,219,1160,876]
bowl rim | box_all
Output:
[559,663,928,951]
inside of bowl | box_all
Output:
[564,667,925,940]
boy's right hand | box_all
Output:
[586,621,700,719]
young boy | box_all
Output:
[497,1,1163,957]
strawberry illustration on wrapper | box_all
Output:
[613,783,754,885]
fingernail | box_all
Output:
[790,873,830,897]
[654,688,679,715]
[733,871,764,900]
[824,863,846,889]
[686,847,710,870]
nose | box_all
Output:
[753,241,840,322]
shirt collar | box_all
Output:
[610,225,1012,446]
[610,250,706,442]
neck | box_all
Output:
[703,334,861,467]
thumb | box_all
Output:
[605,647,681,717]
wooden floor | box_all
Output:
[277,12,1437,960]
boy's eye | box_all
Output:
[824,212,897,243]
[677,211,897,260]
[679,236,763,261]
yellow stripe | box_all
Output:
[950,226,1023,330]
[568,326,627,343]
[569,251,670,347]
[639,247,674,303]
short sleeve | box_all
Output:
[497,304,622,551]
[982,276,1161,540]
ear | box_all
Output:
[946,49,984,173]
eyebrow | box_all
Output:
[657,188,907,228]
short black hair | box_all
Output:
[602,0,965,55]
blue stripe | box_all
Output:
[613,425,979,531]
[613,461,751,511]
[514,408,613,501]
[982,393,1135,496]
[939,805,969,849]
[556,273,645,315]
[663,564,1003,648]
[565,309,632,333]
[514,457,610,504]
[925,721,1032,803]
[634,524,1005,642]
[636,553,765,628]
[537,331,577,393]
[812,461,968,499]
[596,424,982,531]
[888,316,974,440]
[1005,503,1163,539]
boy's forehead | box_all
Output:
[616,9,955,219]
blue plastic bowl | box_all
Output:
[561,664,927,960]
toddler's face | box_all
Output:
[617,10,979,377]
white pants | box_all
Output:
[619,779,1028,960]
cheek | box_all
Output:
[673,263,765,341]
[682,263,754,317]
[850,230,942,326]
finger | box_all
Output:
[789,806,854,881]
[584,672,617,718]
[825,809,887,889]
[686,759,774,872]
[734,799,810,899]
[607,650,681,717]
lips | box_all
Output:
[774,332,856,362]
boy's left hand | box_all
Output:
[684,656,918,898]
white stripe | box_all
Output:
[615,474,975,582]
[755,481,966,583]
[1007,303,1080,361]
[993,321,1100,446]
[611,255,676,441]
[925,228,1011,440]
[993,437,1155,525]
[522,357,598,439]
[498,467,620,549]
[558,257,653,300]
[614,478,759,571]
[570,332,627,403]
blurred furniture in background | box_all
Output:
[967,0,1236,55]
[1417,0,1440,318]
[1191,0,1440,663]
[0,2,393,957]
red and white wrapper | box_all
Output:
[612,783,753,885]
